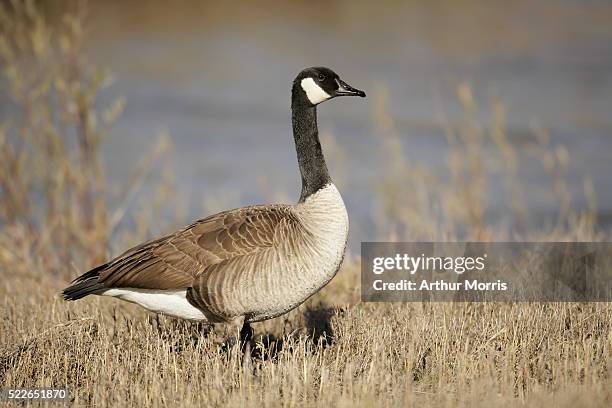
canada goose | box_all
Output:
[63,67,366,342]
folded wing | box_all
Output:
[95,205,299,294]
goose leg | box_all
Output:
[240,321,253,370]
[240,321,253,345]
[227,316,252,350]
[228,316,252,367]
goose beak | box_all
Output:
[335,78,366,98]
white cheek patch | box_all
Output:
[301,77,331,105]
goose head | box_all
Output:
[293,67,366,107]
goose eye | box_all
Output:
[317,73,325,82]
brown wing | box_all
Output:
[97,204,298,290]
[185,207,305,320]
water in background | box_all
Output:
[84,1,612,251]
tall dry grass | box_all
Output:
[0,2,610,407]
[372,83,599,242]
[0,0,173,282]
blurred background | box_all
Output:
[2,3,612,404]
[1,0,611,269]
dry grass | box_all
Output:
[0,2,610,407]
[1,272,611,407]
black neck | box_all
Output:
[291,96,331,202]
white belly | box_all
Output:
[102,288,208,321]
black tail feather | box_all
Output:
[62,264,107,301]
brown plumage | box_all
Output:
[65,204,301,318]
[102,206,294,289]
